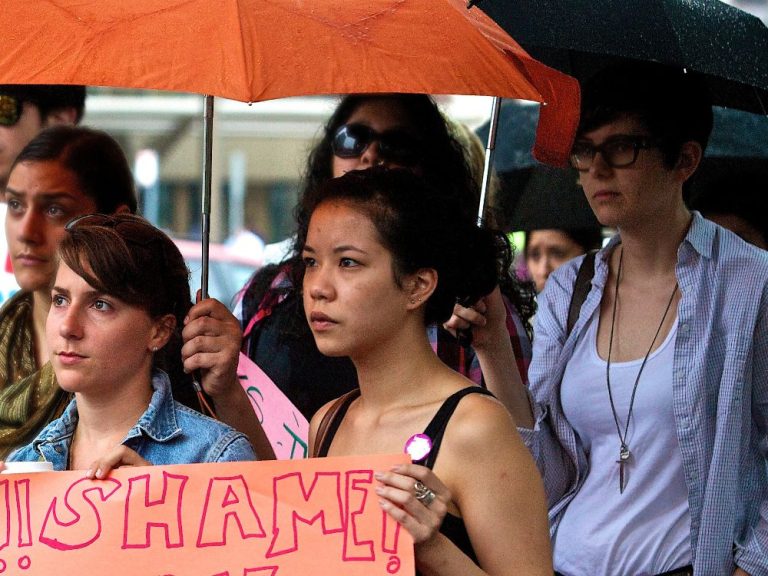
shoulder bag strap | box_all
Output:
[311,389,360,458]
[566,250,597,337]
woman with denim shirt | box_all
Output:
[2,214,255,474]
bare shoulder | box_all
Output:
[444,389,520,455]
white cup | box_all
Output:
[1,461,54,474]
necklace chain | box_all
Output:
[606,247,678,492]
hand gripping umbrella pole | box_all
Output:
[194,94,218,419]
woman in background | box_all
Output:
[524,227,603,293]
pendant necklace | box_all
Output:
[606,247,678,494]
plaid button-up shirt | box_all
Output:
[428,293,532,386]
[523,212,768,576]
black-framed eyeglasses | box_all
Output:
[570,135,661,171]
[331,123,422,167]
[0,94,23,127]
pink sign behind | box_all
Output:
[0,454,413,575]
[237,352,310,460]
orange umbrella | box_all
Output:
[0,0,578,165]
[1,0,579,296]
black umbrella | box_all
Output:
[708,106,768,157]
[476,100,599,231]
[476,0,768,114]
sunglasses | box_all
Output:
[331,123,422,167]
[0,94,23,127]
[570,135,661,171]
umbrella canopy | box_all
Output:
[708,107,768,157]
[0,0,579,166]
[478,0,768,114]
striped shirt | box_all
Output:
[522,212,768,575]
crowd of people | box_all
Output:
[0,59,766,576]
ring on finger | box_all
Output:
[413,481,437,507]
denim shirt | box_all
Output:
[522,213,768,576]
[8,370,256,467]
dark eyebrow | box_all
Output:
[302,245,368,255]
[576,133,650,145]
[333,245,368,255]
[5,188,82,202]
[51,286,106,300]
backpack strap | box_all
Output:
[566,250,597,337]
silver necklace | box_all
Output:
[606,247,678,493]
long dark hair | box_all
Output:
[59,214,198,409]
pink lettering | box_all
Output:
[197,475,266,547]
[267,472,343,557]
[39,477,121,551]
[344,471,374,561]
[123,472,188,549]
[14,479,32,546]
[0,480,9,550]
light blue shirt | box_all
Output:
[522,212,768,575]
[8,370,256,467]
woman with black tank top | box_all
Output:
[301,168,552,576]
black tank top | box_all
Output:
[317,386,495,568]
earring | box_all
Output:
[152,346,158,352]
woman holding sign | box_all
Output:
[304,168,552,576]
[2,214,256,472]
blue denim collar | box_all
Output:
[32,370,182,451]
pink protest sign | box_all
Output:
[0,453,413,575]
[237,352,309,460]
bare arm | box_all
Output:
[443,287,534,427]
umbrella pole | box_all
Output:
[200,94,214,300]
[477,96,501,227]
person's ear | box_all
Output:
[41,106,79,128]
[676,141,703,183]
[148,314,176,352]
[405,268,438,310]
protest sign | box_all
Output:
[237,352,309,460]
[0,453,413,575]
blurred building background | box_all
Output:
[82,92,495,246]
